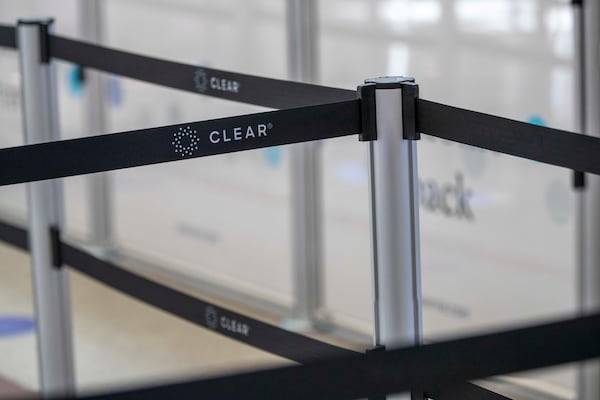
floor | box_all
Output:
[0,241,302,397]
[0,236,580,400]
[0,376,31,399]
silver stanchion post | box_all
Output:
[577,0,600,398]
[285,0,325,331]
[17,18,76,397]
[362,77,423,400]
[78,0,113,252]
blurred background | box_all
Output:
[0,0,581,399]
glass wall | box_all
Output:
[0,0,579,396]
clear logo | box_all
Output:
[194,68,208,93]
[205,306,218,330]
[209,123,272,144]
[172,126,200,157]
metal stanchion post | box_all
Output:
[285,0,325,331]
[577,0,600,398]
[363,77,423,400]
[78,0,113,251]
[17,18,76,397]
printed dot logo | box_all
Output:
[172,126,200,157]
[194,68,208,93]
[205,306,218,330]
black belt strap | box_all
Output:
[426,383,511,400]
[0,218,356,363]
[61,242,356,364]
[0,220,27,250]
[5,96,600,187]
[80,312,600,400]
[50,35,356,109]
[0,100,360,186]
[417,99,600,174]
[0,25,16,49]
[2,26,600,181]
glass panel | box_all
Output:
[320,0,577,392]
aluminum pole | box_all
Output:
[17,19,76,397]
[367,77,423,400]
[78,0,113,250]
[576,0,600,398]
[285,0,323,330]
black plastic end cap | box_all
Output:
[574,170,585,190]
[50,226,62,268]
[17,18,54,63]
[76,65,86,84]
[363,76,420,141]
[17,18,55,26]
[365,76,415,89]
[401,82,420,140]
[358,83,377,141]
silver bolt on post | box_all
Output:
[17,18,76,397]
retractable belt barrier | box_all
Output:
[79,312,600,400]
[0,221,353,364]
[416,100,595,174]
[1,22,598,400]
[0,100,360,185]
[1,96,599,185]
[61,244,356,364]
[0,24,598,185]
[49,35,357,109]
[0,219,505,400]
[0,219,574,400]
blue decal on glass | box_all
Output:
[106,76,123,107]
[66,65,84,97]
[0,316,35,338]
[527,115,546,127]
[264,146,282,167]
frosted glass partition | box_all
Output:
[104,0,294,305]
[0,49,26,220]
[0,0,580,395]
[319,0,577,393]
